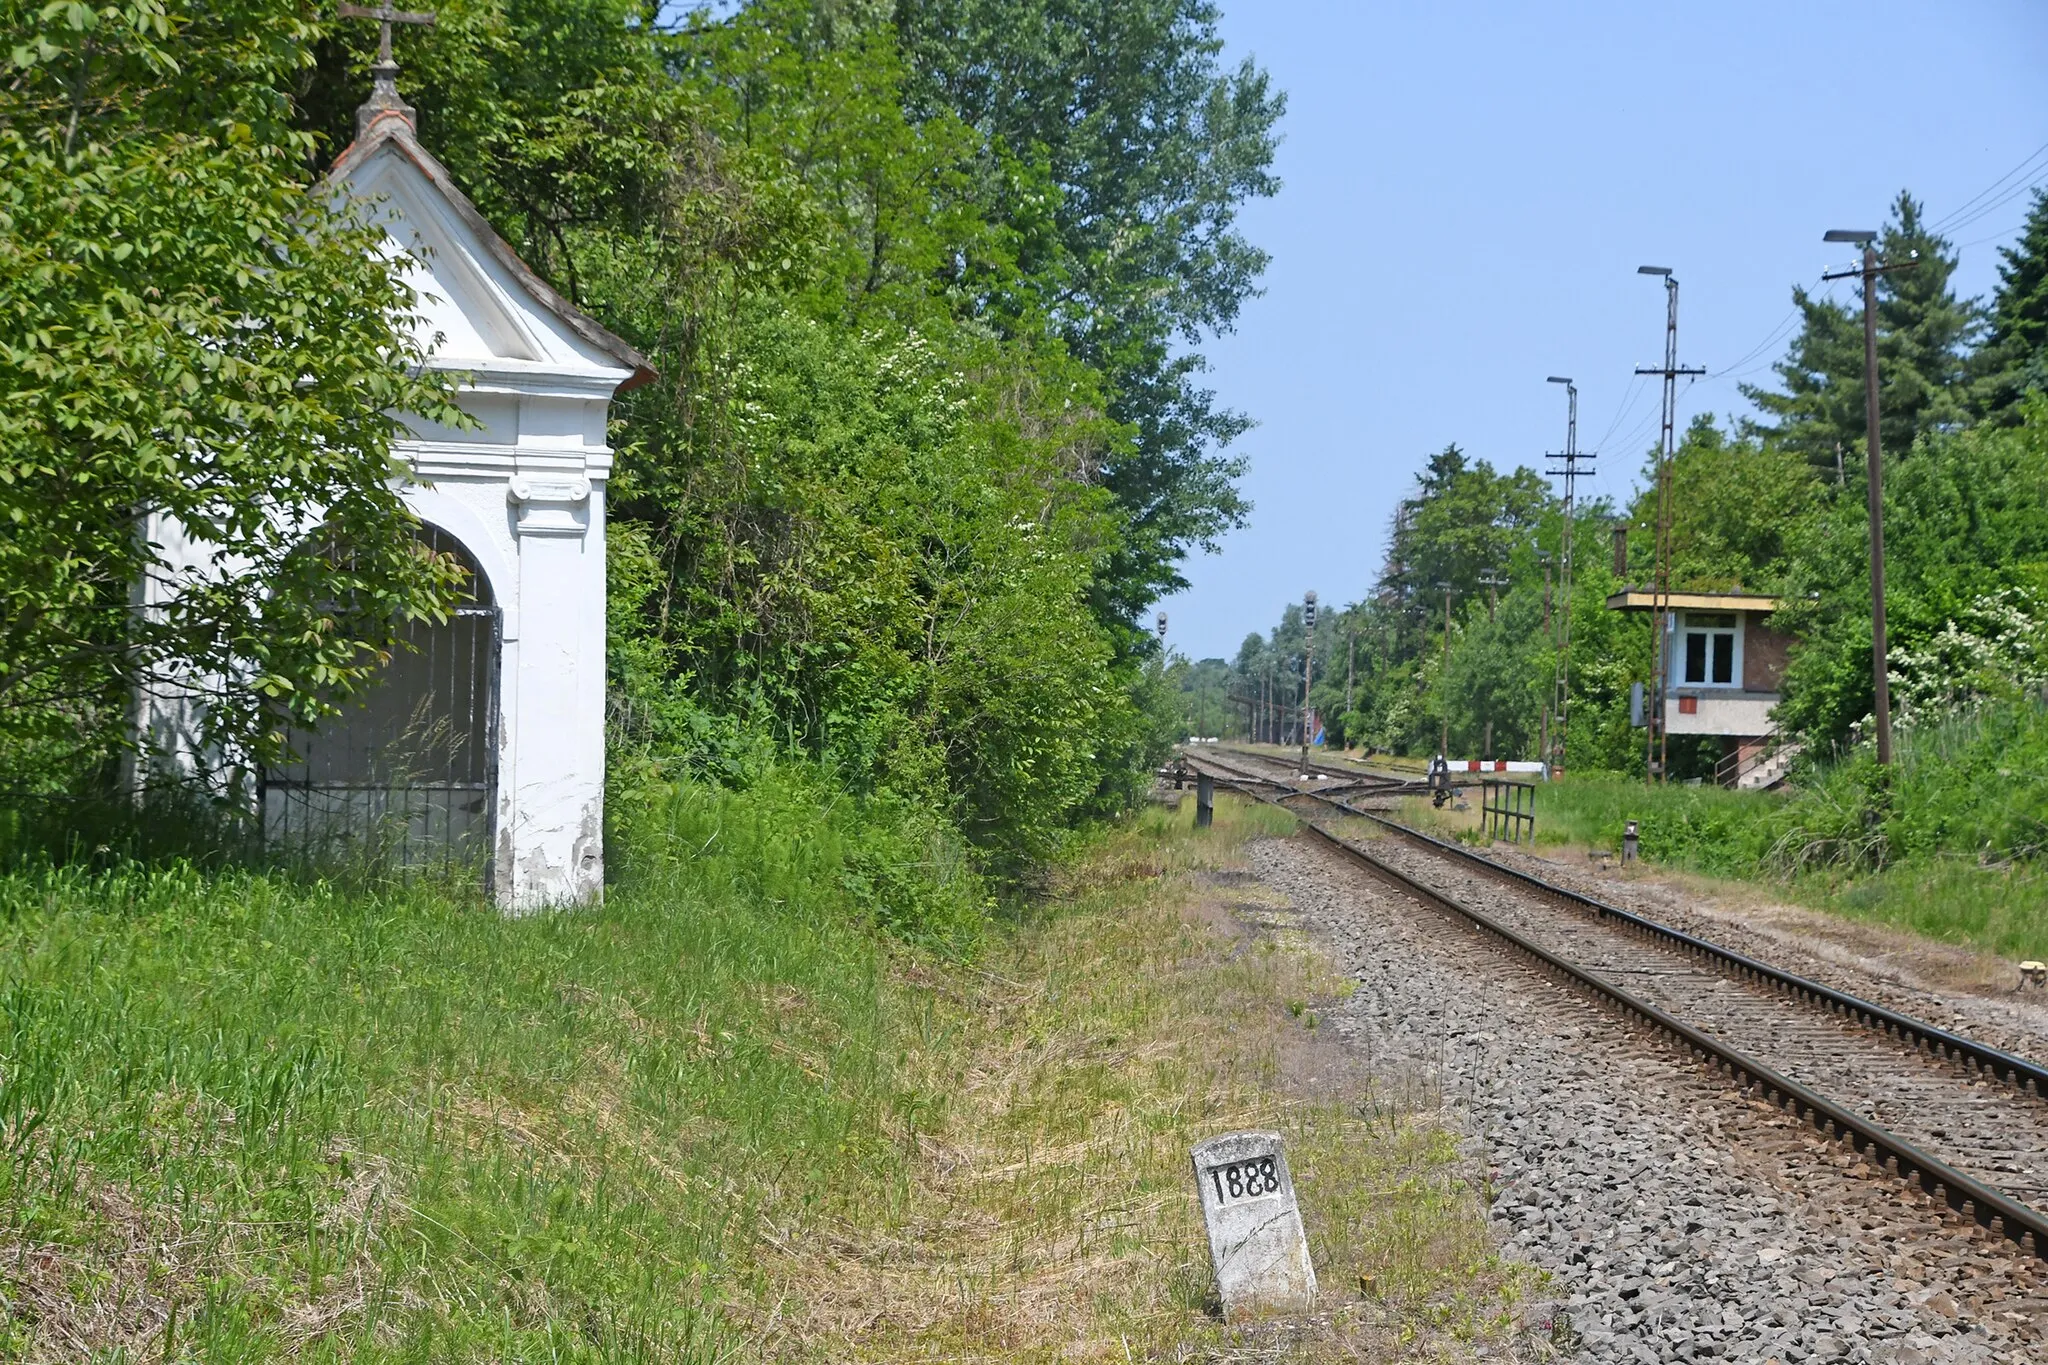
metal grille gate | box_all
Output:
[260,525,499,884]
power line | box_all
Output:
[1940,167,2048,239]
[1928,138,2048,234]
[1591,371,1651,452]
[1709,305,1802,378]
[1954,213,2039,254]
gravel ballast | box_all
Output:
[1246,834,2048,1363]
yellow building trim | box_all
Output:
[1605,591,1782,613]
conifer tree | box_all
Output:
[1747,192,1981,474]
[1740,286,1862,482]
[1877,192,1982,443]
[1979,186,2048,425]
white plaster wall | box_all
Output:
[1666,693,1779,737]
[340,129,634,910]
[135,130,634,910]
[401,375,619,910]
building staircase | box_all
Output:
[1716,734,1800,791]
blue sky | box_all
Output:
[1160,1,2048,662]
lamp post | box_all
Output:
[1544,374,1588,778]
[1633,266,1703,783]
[1822,229,1895,767]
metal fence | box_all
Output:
[260,525,499,888]
[1481,778,1536,845]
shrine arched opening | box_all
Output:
[260,523,500,884]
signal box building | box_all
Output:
[1605,590,1797,788]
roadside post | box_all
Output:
[1623,819,1639,865]
[1190,1132,1315,1319]
[1196,772,1214,828]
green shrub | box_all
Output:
[1542,697,2048,959]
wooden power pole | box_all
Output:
[1823,230,1914,767]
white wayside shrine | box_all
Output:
[140,30,651,908]
[320,41,653,906]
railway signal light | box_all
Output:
[1300,591,1317,770]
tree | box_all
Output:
[0,0,466,784]
[1747,192,1981,473]
[893,0,1286,621]
[1775,402,2048,747]
[519,3,1158,865]
[1878,193,1983,444]
[1740,284,1863,481]
[1979,187,2048,425]
[1382,446,1549,651]
[1629,415,1819,592]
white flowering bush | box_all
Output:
[1888,587,2048,724]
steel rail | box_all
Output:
[1187,748,2048,1098]
[1212,744,1422,791]
[1197,767,2048,1260]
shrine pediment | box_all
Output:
[325,111,652,390]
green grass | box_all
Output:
[1,774,1531,1361]
[1531,772,1782,868]
[803,792,1532,1359]
[0,769,916,1361]
[1451,704,2048,963]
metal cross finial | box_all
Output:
[339,2,435,136]
[340,2,435,65]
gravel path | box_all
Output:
[1247,835,2048,1364]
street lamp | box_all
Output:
[1633,263,1702,781]
[1823,228,1894,766]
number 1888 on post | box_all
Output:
[1204,1155,1280,1205]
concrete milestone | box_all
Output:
[1190,1131,1317,1319]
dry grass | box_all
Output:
[753,795,1538,1362]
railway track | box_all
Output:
[1178,744,2048,1260]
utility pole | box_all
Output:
[1544,377,1593,778]
[1635,269,1705,783]
[1478,571,1507,624]
[1345,625,1356,718]
[1300,590,1318,771]
[1474,573,1505,760]
[1823,230,1916,767]
[1262,662,1272,745]
[1536,550,1554,772]
[1436,581,1456,758]
[1267,659,1277,745]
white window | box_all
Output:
[1680,612,1740,687]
